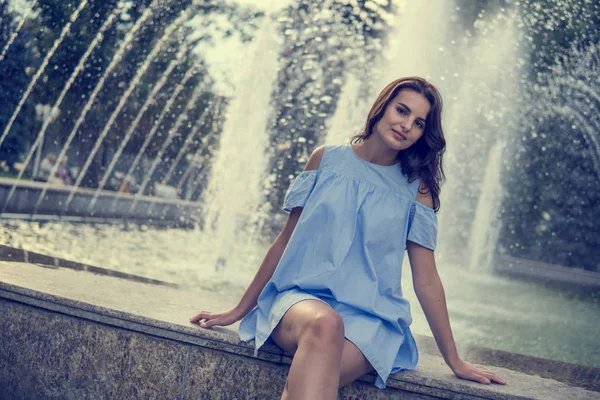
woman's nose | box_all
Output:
[400,118,412,132]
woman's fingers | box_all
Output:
[202,315,225,328]
[453,360,506,386]
[190,308,242,328]
[189,311,220,324]
[472,373,491,384]
[189,312,207,323]
[473,367,506,385]
[467,369,506,385]
[483,371,506,385]
[458,371,490,385]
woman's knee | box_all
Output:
[300,310,345,348]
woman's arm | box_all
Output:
[407,186,505,385]
[407,242,457,363]
[190,146,325,328]
[407,241,505,385]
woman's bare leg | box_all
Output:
[271,300,345,400]
[338,339,374,387]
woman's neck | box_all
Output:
[352,137,400,166]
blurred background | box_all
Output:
[0,0,598,368]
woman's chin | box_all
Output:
[386,137,412,151]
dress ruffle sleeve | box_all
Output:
[407,201,438,251]
[282,170,318,213]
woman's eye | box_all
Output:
[416,121,424,128]
[396,107,407,115]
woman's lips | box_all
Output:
[392,129,407,140]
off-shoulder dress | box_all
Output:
[239,144,438,389]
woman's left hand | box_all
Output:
[450,359,506,385]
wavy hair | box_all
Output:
[351,77,446,212]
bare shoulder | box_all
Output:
[416,179,434,209]
[304,145,326,171]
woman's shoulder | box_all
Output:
[304,144,348,172]
[304,145,326,171]
[415,179,434,208]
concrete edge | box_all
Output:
[0,244,178,288]
[0,177,198,208]
[451,341,600,393]
[0,285,283,363]
[493,254,600,290]
[0,280,552,400]
[2,245,598,393]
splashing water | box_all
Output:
[0,0,38,62]
[86,41,191,211]
[200,17,282,269]
[31,1,161,213]
[64,10,191,212]
[107,65,200,212]
[131,81,207,213]
[2,7,122,215]
[0,0,89,151]
[468,140,504,270]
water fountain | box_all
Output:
[128,80,207,210]
[0,0,598,376]
[0,1,211,225]
[467,140,504,271]
[176,99,225,201]
[62,9,191,213]
[3,3,179,217]
[0,0,37,63]
[498,40,600,272]
[105,65,201,216]
[153,97,215,197]
[17,0,161,215]
[0,0,89,150]
[86,41,191,212]
[200,17,282,268]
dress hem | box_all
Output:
[239,290,418,390]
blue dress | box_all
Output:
[239,144,438,389]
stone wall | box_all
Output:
[0,296,434,399]
[0,260,598,399]
[0,178,199,226]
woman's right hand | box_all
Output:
[189,307,246,328]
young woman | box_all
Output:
[190,77,506,398]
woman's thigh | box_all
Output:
[339,339,374,386]
[270,299,374,385]
[270,299,342,353]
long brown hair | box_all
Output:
[351,77,446,212]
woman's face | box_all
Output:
[374,89,431,151]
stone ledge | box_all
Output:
[0,177,196,207]
[0,244,178,288]
[0,178,200,226]
[0,260,598,399]
[494,254,600,291]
